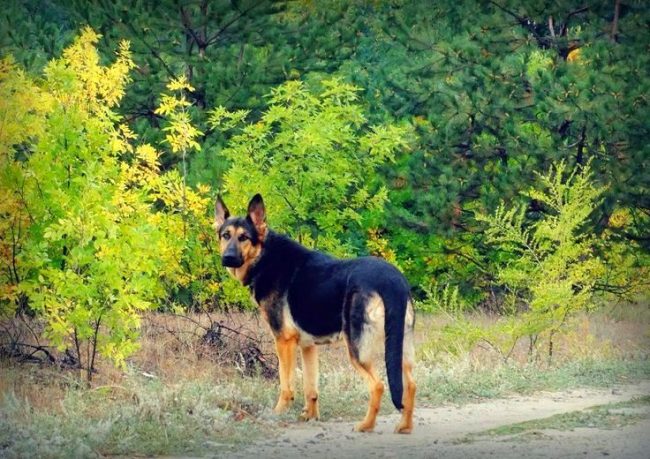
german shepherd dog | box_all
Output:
[214,194,416,433]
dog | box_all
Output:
[214,194,416,433]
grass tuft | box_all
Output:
[0,368,275,458]
[414,357,650,405]
[465,396,650,441]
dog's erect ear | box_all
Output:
[247,194,267,240]
[214,196,230,229]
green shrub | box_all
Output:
[431,161,610,361]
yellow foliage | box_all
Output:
[0,57,53,315]
[608,208,631,229]
[0,27,222,368]
[155,77,203,154]
[366,228,400,267]
[44,26,135,119]
[567,48,581,63]
[0,57,54,153]
[110,123,137,154]
[154,94,191,116]
[136,144,161,171]
[166,75,195,92]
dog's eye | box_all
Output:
[238,234,248,242]
[222,232,231,240]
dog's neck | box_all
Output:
[243,230,311,289]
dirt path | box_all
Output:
[219,381,650,459]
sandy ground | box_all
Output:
[215,381,650,459]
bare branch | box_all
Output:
[205,1,267,47]
[0,341,56,363]
[548,16,556,39]
[560,6,589,36]
[179,5,207,53]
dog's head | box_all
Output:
[214,194,267,282]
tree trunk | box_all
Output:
[611,0,621,42]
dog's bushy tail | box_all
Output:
[383,288,407,411]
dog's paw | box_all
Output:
[394,424,413,434]
[353,421,375,433]
[299,408,320,422]
[394,414,413,434]
[300,400,320,421]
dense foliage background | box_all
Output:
[1,0,648,373]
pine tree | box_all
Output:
[4,0,648,305]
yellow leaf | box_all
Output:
[567,48,581,63]
[166,75,195,92]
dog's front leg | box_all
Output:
[274,335,298,414]
[299,344,320,421]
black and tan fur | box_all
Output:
[215,194,416,433]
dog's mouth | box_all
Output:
[221,254,244,268]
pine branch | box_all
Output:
[205,1,267,47]
[98,5,177,79]
[560,6,589,37]
[489,1,548,48]
[179,6,207,51]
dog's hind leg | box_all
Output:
[394,360,416,433]
[344,291,385,432]
[395,302,416,434]
[274,335,298,414]
[349,358,384,432]
[299,344,320,421]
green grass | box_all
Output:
[415,357,650,406]
[465,396,650,441]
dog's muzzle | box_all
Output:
[221,253,244,268]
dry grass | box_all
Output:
[417,303,650,368]
[133,312,277,382]
[2,305,649,410]
[1,304,649,457]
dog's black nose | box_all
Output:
[222,254,244,268]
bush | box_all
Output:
[431,160,636,362]
[0,29,212,380]
[210,78,411,257]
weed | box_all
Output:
[465,396,650,442]
[414,357,650,406]
[0,367,275,458]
